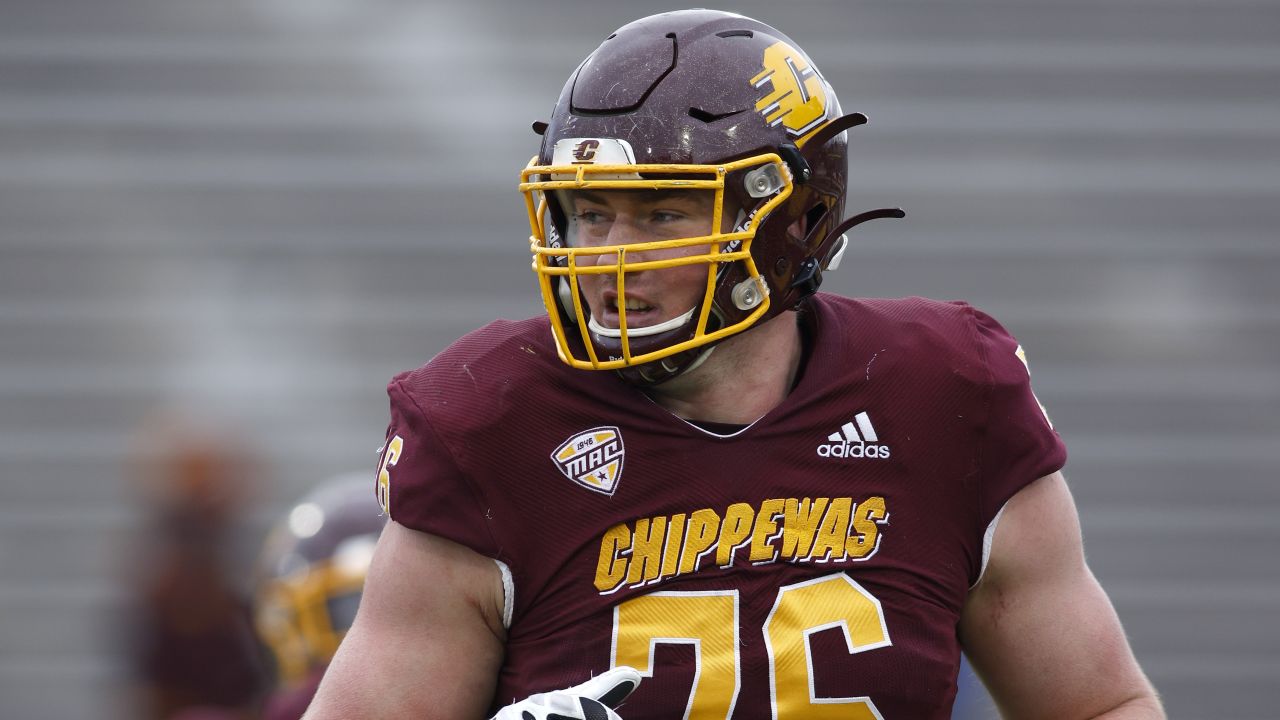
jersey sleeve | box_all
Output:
[968,305,1068,526]
[375,373,500,557]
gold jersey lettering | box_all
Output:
[593,496,890,594]
[659,513,688,579]
[376,435,403,516]
[749,498,786,563]
[716,499,752,566]
[679,508,721,575]
[780,497,828,561]
[595,523,632,592]
[812,497,853,561]
[716,503,757,567]
[627,517,667,585]
[847,496,887,559]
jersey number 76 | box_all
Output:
[611,572,890,719]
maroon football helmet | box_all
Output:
[520,9,901,384]
[252,474,387,687]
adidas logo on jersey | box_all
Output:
[818,411,891,459]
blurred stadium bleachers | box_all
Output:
[0,1,1277,717]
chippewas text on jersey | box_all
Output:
[595,495,888,594]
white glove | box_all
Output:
[489,666,642,720]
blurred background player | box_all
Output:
[253,474,387,720]
[121,415,265,720]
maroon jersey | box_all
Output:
[378,294,1065,719]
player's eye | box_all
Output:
[573,210,608,225]
[651,210,685,223]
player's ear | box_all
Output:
[787,214,808,241]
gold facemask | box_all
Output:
[519,150,794,370]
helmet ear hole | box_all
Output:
[802,203,830,245]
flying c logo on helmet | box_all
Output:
[551,427,625,496]
[572,139,600,163]
[752,41,829,136]
[550,138,640,181]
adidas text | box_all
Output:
[819,411,890,459]
[817,443,891,459]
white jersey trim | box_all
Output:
[639,391,764,439]
[674,414,762,439]
[494,559,515,629]
[971,502,1008,590]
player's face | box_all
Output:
[565,189,721,330]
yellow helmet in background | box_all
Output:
[252,474,386,686]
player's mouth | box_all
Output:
[588,290,698,340]
[598,292,659,328]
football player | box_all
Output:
[254,474,386,720]
[304,9,1163,719]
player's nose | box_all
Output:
[603,215,647,247]
[601,219,662,272]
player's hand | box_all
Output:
[489,666,642,720]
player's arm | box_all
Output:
[302,519,507,720]
[959,471,1164,719]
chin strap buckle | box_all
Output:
[789,258,824,296]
